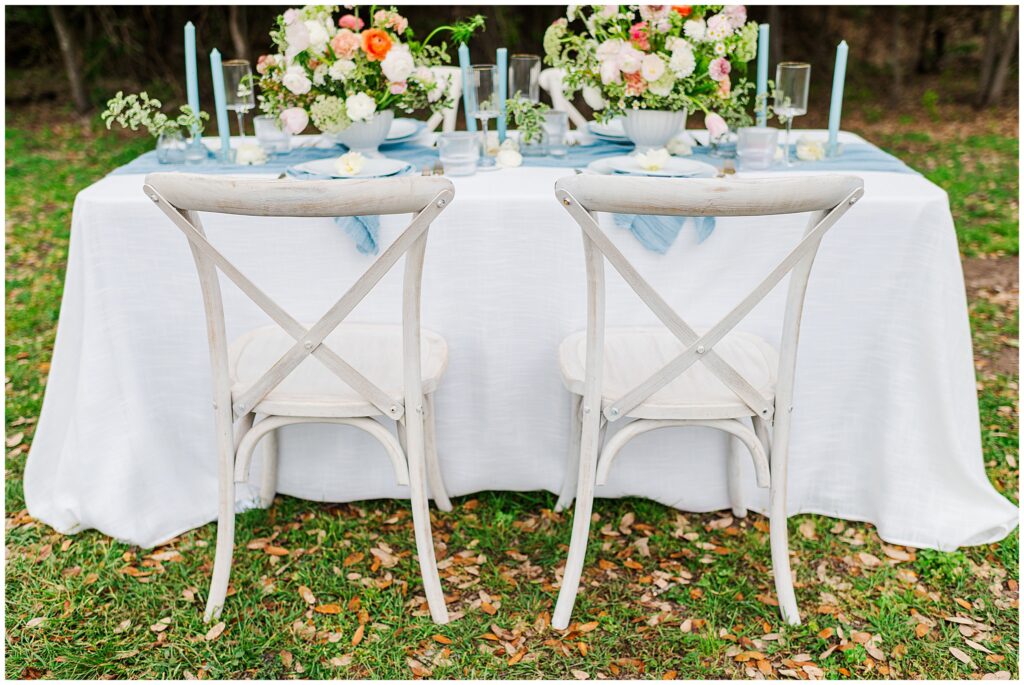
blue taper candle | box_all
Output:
[827,40,849,156]
[184,22,200,118]
[458,43,476,132]
[756,24,770,127]
[209,48,231,160]
[496,47,508,142]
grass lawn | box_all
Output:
[5,102,1018,679]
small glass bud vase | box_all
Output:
[711,127,739,159]
[518,129,548,157]
[156,129,187,164]
[184,134,208,165]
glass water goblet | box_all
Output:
[774,62,810,167]
[468,65,499,168]
[223,59,256,139]
[509,54,541,102]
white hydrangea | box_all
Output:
[309,95,349,133]
[345,92,377,122]
[329,59,356,81]
[683,19,706,42]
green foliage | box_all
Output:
[101,92,209,138]
[915,549,969,585]
[505,97,549,144]
[921,89,940,122]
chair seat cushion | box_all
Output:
[559,327,778,419]
[229,323,448,418]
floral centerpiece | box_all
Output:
[544,5,759,150]
[257,5,482,154]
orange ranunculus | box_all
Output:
[361,28,392,61]
[672,6,692,17]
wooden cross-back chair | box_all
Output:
[550,173,864,629]
[143,173,456,625]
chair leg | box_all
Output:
[405,412,449,624]
[423,395,452,512]
[555,394,583,512]
[259,427,278,508]
[727,436,747,518]
[204,455,236,623]
[552,410,603,630]
[768,414,800,626]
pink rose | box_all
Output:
[331,28,360,59]
[389,81,407,94]
[280,107,309,135]
[256,54,276,75]
[705,112,728,139]
[629,22,650,51]
[708,56,731,81]
[338,14,364,31]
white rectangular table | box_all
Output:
[25,132,1017,549]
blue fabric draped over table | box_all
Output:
[112,136,917,254]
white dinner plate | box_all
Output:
[603,155,718,178]
[290,157,412,179]
[385,118,423,141]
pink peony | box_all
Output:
[708,56,731,81]
[624,71,647,96]
[338,14,364,31]
[705,112,727,139]
[629,21,650,50]
[331,28,360,59]
[280,107,309,135]
[389,81,408,94]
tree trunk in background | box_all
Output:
[889,7,904,106]
[768,5,782,68]
[977,7,1002,107]
[916,6,935,73]
[986,6,1019,107]
[49,6,90,113]
[228,5,249,61]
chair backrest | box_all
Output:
[142,173,455,425]
[554,174,864,423]
[426,66,463,133]
[539,68,588,130]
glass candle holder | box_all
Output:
[543,110,569,158]
[254,115,290,155]
[437,131,480,176]
[737,126,780,171]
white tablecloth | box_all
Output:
[25,132,1017,549]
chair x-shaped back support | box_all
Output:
[550,174,864,630]
[141,173,456,625]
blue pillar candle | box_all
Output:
[458,43,476,132]
[209,48,231,161]
[184,22,200,119]
[827,40,849,157]
[756,24,770,127]
[496,47,508,142]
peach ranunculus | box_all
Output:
[624,71,647,96]
[361,28,392,61]
[331,28,360,59]
[256,54,276,75]
[672,6,692,16]
[338,14,364,31]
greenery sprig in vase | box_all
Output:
[101,91,210,164]
[505,97,550,154]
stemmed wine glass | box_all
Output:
[468,65,499,168]
[774,62,810,167]
[223,59,256,139]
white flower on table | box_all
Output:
[635,148,671,171]
[796,136,826,161]
[335,151,365,176]
[496,148,523,168]
[666,136,692,156]
[235,142,268,166]
[345,92,377,122]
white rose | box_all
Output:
[281,65,312,95]
[618,45,643,73]
[496,148,523,168]
[345,92,377,122]
[335,151,365,176]
[582,85,605,110]
[284,20,310,57]
[640,53,666,82]
[683,19,706,42]
[235,142,268,166]
[329,59,356,81]
[500,137,520,152]
[796,136,826,161]
[669,45,696,78]
[305,20,330,53]
[666,135,692,156]
[381,44,415,82]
